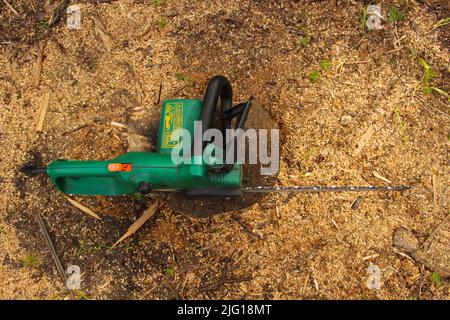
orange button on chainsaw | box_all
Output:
[107,163,132,172]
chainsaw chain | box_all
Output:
[242,185,411,193]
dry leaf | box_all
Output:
[92,16,113,51]
[373,171,392,183]
[353,125,375,156]
[112,200,159,248]
[66,197,101,220]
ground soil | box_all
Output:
[0,0,449,299]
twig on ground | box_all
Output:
[199,275,252,293]
[420,214,450,251]
[33,41,46,87]
[431,164,440,207]
[48,0,70,27]
[161,81,190,102]
[199,256,252,293]
[392,247,415,261]
[35,211,75,299]
[156,81,163,105]
[139,285,157,300]
[2,0,19,16]
[61,124,88,136]
[61,117,102,136]
[415,94,449,117]
[232,216,258,240]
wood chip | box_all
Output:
[373,171,392,183]
[353,125,375,156]
[36,91,50,132]
[112,200,159,248]
[110,121,128,129]
[362,253,379,261]
[302,273,310,293]
[351,195,364,210]
[66,197,101,220]
[331,219,339,230]
[33,41,46,87]
[313,278,319,291]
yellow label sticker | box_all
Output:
[162,102,183,148]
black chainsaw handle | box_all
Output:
[197,75,233,153]
[194,75,252,174]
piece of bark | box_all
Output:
[393,228,419,254]
[393,225,449,277]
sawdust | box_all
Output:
[0,0,449,299]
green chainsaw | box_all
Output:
[23,76,409,214]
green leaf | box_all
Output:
[74,290,92,300]
[389,6,405,23]
[394,108,408,144]
[433,17,450,29]
[417,56,435,85]
[22,253,40,268]
[299,35,310,47]
[319,59,332,70]
[308,70,319,83]
[38,19,49,31]
[431,272,442,287]
[430,87,449,99]
[159,17,167,28]
[422,86,433,94]
[361,7,369,31]
[175,73,186,81]
[166,267,175,278]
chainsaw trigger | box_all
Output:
[107,163,133,172]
